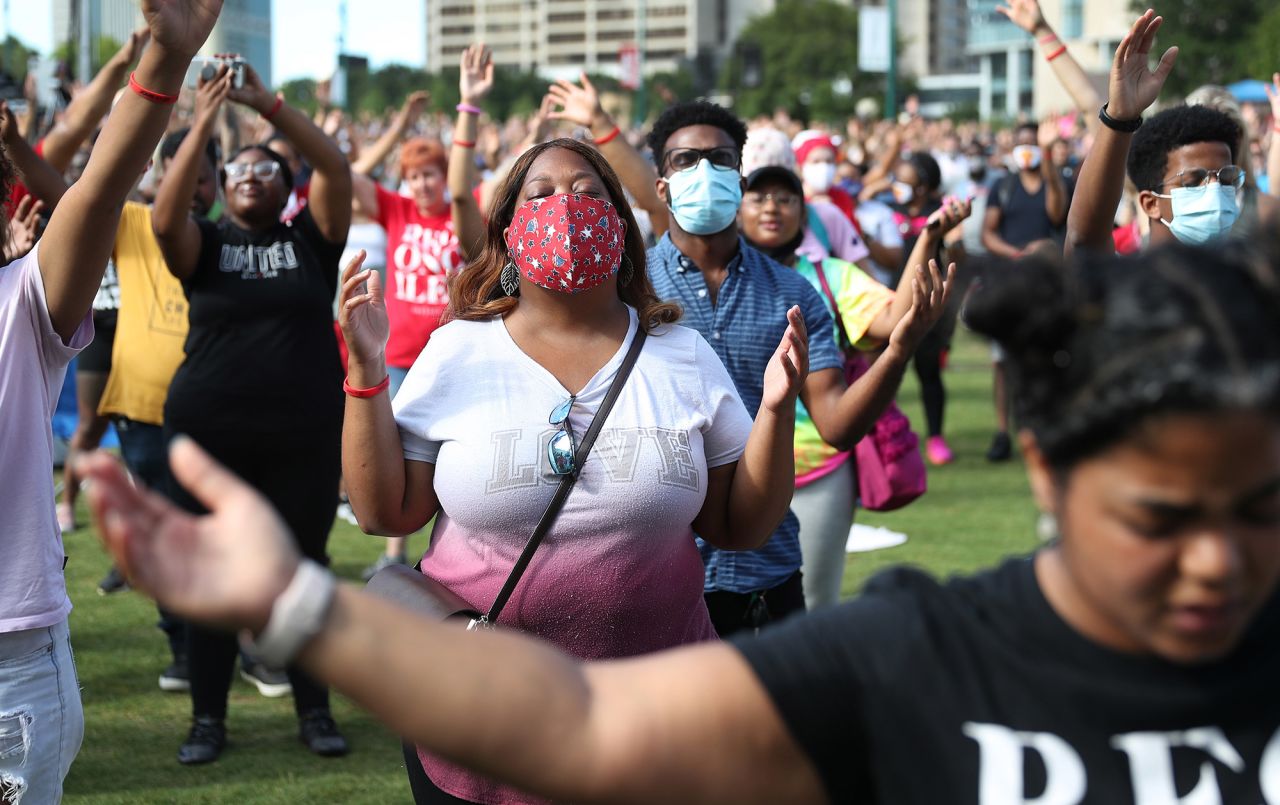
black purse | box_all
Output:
[366,329,648,631]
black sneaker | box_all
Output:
[159,656,191,692]
[97,566,130,596]
[178,716,226,765]
[298,709,349,757]
[240,660,292,698]
[986,431,1013,462]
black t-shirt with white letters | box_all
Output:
[736,556,1280,804]
[166,208,345,433]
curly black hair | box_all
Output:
[160,127,220,171]
[1126,105,1241,192]
[645,100,748,174]
[964,240,1280,470]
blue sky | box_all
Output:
[3,0,426,83]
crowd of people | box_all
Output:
[2,0,1279,802]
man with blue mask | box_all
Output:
[1065,11,1245,254]
[638,101,955,637]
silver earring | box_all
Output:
[500,261,520,297]
[620,254,634,285]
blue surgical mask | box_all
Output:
[665,159,743,235]
[1156,183,1240,245]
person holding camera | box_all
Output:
[151,58,353,765]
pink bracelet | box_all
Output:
[456,103,483,116]
[1037,32,1059,45]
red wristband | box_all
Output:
[593,125,622,146]
[262,94,284,121]
[1037,32,1059,45]
[343,375,390,398]
[128,72,179,105]
[452,138,476,149]
[1045,45,1068,62]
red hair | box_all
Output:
[400,137,447,177]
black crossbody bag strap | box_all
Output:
[479,328,648,626]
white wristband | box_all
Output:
[239,559,336,670]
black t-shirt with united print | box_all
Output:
[166,208,346,433]
[736,556,1280,804]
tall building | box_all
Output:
[52,0,273,88]
[425,0,777,80]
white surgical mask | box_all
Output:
[802,162,836,193]
[1011,145,1042,171]
[1155,183,1240,245]
[892,181,915,205]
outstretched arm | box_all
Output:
[997,0,1102,129]
[40,1,222,342]
[1065,10,1176,256]
[352,91,429,176]
[40,27,150,173]
[449,43,494,259]
[82,437,827,804]
[547,74,668,239]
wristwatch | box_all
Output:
[1098,103,1142,133]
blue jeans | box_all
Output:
[0,620,84,804]
[113,418,187,662]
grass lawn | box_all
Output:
[60,328,1039,804]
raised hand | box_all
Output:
[1037,118,1059,150]
[3,196,44,263]
[459,43,495,107]
[399,90,431,125]
[225,59,276,114]
[546,73,610,131]
[527,94,559,145]
[761,306,809,414]
[81,439,299,634]
[338,250,391,367]
[926,196,973,239]
[1265,73,1280,123]
[140,0,224,59]
[112,27,151,67]
[1106,10,1177,121]
[995,0,1047,34]
[888,260,956,356]
[194,64,232,125]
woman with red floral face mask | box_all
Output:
[337,137,814,804]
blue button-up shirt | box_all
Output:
[647,234,842,594]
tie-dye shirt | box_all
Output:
[393,307,753,805]
[793,256,894,485]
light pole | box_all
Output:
[886,0,897,119]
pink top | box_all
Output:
[0,244,93,633]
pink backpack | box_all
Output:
[814,261,927,511]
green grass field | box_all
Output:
[60,329,1039,804]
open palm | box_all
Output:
[994,0,1046,34]
[761,306,809,414]
[459,43,494,106]
[141,0,224,56]
[338,251,391,365]
[1107,10,1178,120]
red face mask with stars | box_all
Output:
[505,194,627,294]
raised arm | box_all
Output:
[40,1,221,342]
[1065,10,1176,256]
[228,63,351,242]
[997,0,1103,129]
[338,252,440,536]
[449,44,494,259]
[152,69,228,281]
[547,74,669,239]
[0,101,69,208]
[40,27,149,173]
[804,258,955,450]
[352,91,428,176]
[870,200,970,340]
[1266,74,1280,200]
[1038,120,1068,226]
[693,307,808,551]
[83,436,827,805]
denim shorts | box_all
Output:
[0,619,84,804]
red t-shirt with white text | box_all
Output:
[375,184,463,369]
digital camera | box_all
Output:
[191,56,246,89]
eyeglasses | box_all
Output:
[547,396,577,476]
[664,147,740,174]
[225,160,281,184]
[743,191,800,209]
[1155,165,1245,190]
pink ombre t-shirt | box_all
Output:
[393,308,752,805]
[0,243,93,633]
